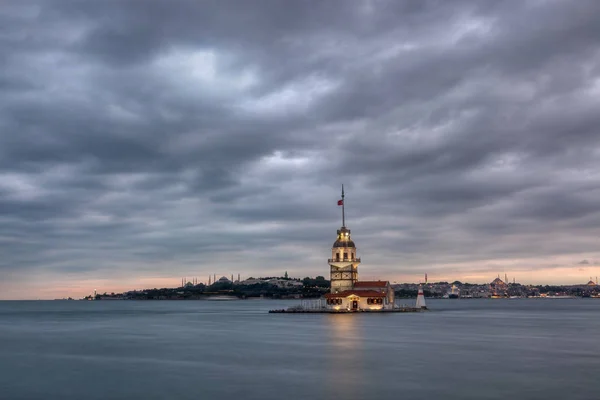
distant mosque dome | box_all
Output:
[491,277,505,285]
[587,280,596,286]
[218,276,231,283]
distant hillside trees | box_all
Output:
[302,276,330,288]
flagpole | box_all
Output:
[342,184,345,227]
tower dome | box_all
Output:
[333,227,355,248]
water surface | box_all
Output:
[1,299,599,400]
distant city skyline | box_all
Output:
[2,1,600,299]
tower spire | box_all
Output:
[342,184,345,227]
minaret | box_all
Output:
[328,185,360,293]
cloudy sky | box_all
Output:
[2,0,600,299]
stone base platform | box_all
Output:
[269,307,427,314]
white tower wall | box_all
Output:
[416,285,427,309]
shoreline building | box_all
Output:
[324,186,395,311]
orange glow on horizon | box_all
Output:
[2,257,600,299]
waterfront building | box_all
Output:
[324,186,395,311]
[267,278,303,288]
[446,284,460,299]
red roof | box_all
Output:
[354,281,389,288]
[325,290,386,299]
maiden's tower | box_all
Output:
[324,186,395,311]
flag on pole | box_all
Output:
[337,199,344,206]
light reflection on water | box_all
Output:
[1,299,600,400]
[324,315,363,398]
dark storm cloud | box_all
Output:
[2,0,600,295]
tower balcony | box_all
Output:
[328,258,361,263]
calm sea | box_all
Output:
[1,299,599,400]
